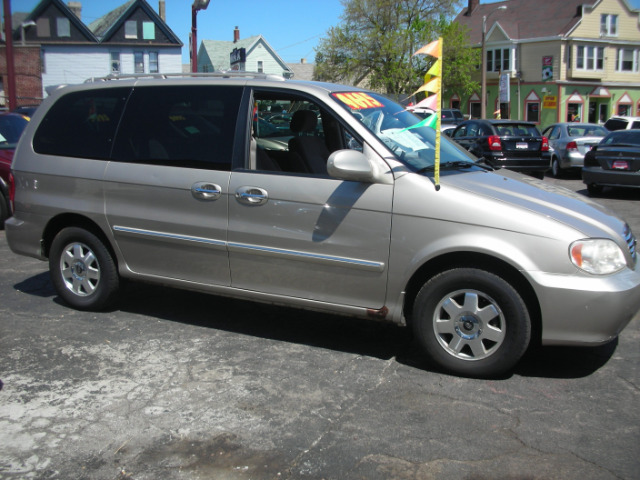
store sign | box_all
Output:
[499,73,510,102]
[542,56,553,81]
[543,95,557,109]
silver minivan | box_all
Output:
[6,73,640,377]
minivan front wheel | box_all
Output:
[49,227,119,311]
[412,268,531,378]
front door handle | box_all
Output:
[235,186,268,206]
[191,182,222,201]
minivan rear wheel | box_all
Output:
[49,227,119,311]
[0,193,8,228]
[412,268,531,378]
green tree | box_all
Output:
[314,0,478,100]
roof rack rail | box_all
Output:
[84,71,287,83]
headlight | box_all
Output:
[570,239,627,275]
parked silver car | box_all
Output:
[6,73,640,378]
[542,123,608,177]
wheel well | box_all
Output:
[402,252,542,345]
[42,214,117,264]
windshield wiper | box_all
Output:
[416,161,483,174]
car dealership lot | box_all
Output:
[1,175,639,480]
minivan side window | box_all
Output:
[33,88,130,159]
[112,85,243,170]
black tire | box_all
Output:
[49,227,119,311]
[0,193,8,229]
[551,157,562,178]
[587,183,603,196]
[412,268,531,378]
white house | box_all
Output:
[18,0,182,97]
[197,27,293,78]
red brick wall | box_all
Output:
[0,45,43,108]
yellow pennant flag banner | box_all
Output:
[413,37,443,190]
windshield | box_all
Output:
[330,91,474,171]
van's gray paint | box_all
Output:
[6,77,640,348]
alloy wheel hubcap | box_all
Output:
[60,242,100,297]
[433,289,506,361]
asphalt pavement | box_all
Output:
[1,174,639,480]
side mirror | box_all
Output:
[327,149,375,183]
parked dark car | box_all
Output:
[441,108,464,127]
[450,119,550,178]
[0,112,30,227]
[12,105,39,119]
[541,122,608,177]
[582,129,640,196]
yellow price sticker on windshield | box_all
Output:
[333,92,384,110]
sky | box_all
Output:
[10,0,640,65]
[12,0,346,64]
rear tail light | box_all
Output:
[488,135,502,151]
[541,136,550,152]
[566,141,578,151]
[9,172,15,213]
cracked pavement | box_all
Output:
[1,176,639,480]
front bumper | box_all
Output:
[582,167,640,189]
[527,265,640,346]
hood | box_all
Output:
[442,168,627,241]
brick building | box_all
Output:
[0,39,43,108]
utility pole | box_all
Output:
[3,0,17,110]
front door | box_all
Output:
[227,89,393,308]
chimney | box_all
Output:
[466,0,479,15]
[159,0,166,22]
[234,26,240,43]
[300,58,306,64]
[68,1,82,20]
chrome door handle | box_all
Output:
[191,182,222,200]
[235,186,268,206]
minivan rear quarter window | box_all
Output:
[33,88,130,159]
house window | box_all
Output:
[618,104,631,116]
[600,14,617,36]
[56,18,70,37]
[257,61,264,73]
[36,18,50,37]
[576,46,604,71]
[143,22,155,40]
[149,52,159,73]
[486,48,510,72]
[616,48,639,72]
[134,51,144,73]
[567,103,582,122]
[125,20,137,39]
[526,102,540,123]
[111,52,121,74]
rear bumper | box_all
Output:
[5,214,47,260]
[559,151,586,169]
[582,167,640,188]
